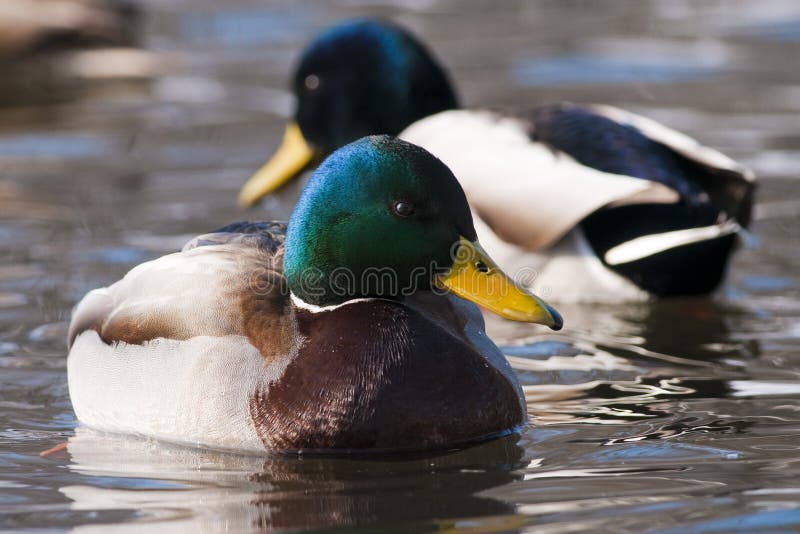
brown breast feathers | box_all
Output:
[249,298,524,452]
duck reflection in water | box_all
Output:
[61,429,526,531]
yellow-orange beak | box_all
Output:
[436,237,563,329]
[238,122,315,207]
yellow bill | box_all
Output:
[436,237,563,329]
[238,122,315,207]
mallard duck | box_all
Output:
[239,19,755,302]
[67,136,562,453]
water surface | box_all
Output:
[1,0,800,531]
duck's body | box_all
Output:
[399,106,754,300]
[240,19,755,301]
[68,224,523,452]
[68,137,561,453]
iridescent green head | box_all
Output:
[284,135,473,306]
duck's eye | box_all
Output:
[304,74,320,91]
[475,260,491,274]
[391,200,415,219]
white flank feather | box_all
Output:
[604,220,741,266]
[68,331,273,452]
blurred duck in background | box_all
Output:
[0,0,137,58]
[239,19,755,303]
[0,0,152,103]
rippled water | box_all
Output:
[1,1,800,532]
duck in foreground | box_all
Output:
[240,19,755,302]
[67,136,562,453]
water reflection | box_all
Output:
[63,429,524,531]
[498,295,761,372]
[625,298,762,362]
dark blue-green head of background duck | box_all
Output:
[239,19,458,207]
[284,136,562,329]
[295,19,458,152]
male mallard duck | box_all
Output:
[67,136,562,453]
[239,19,755,302]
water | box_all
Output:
[1,0,800,531]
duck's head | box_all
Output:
[284,136,562,329]
[239,19,457,207]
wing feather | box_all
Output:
[68,222,288,348]
[400,110,678,250]
[400,106,754,250]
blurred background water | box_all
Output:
[1,0,800,532]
